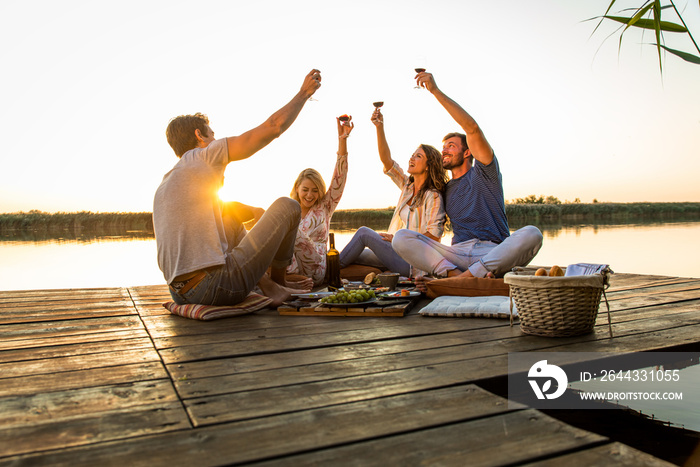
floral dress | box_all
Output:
[287,153,348,285]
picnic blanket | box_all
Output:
[163,292,273,321]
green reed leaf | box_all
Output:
[602,15,687,32]
[654,44,700,64]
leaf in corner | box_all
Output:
[654,43,700,64]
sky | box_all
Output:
[1,0,699,214]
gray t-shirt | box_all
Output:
[153,138,230,284]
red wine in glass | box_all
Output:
[414,68,426,88]
[373,101,384,108]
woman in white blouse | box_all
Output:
[339,108,447,277]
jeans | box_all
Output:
[169,197,301,305]
[339,226,411,276]
[392,225,543,278]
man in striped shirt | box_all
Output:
[393,72,543,291]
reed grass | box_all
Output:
[330,209,394,226]
[0,211,153,232]
[504,202,700,222]
[2,203,699,233]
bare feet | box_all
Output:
[415,276,435,293]
[258,274,311,308]
[453,269,496,279]
[417,269,495,292]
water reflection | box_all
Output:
[0,228,154,244]
[569,354,700,432]
[1,219,699,292]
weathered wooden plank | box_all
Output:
[0,347,162,379]
[609,275,688,287]
[0,316,145,343]
[522,442,676,466]
[142,312,420,339]
[1,380,183,428]
[0,300,134,312]
[0,337,154,364]
[0,290,131,307]
[0,401,189,458]
[607,297,700,324]
[607,279,700,297]
[0,362,169,397]
[0,329,151,352]
[252,409,606,467]
[0,286,128,299]
[606,273,686,289]
[607,286,700,308]
[0,306,139,325]
[0,385,522,466]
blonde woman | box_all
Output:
[287,116,353,284]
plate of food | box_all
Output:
[343,282,372,291]
[319,298,378,307]
[290,292,335,300]
[377,290,421,298]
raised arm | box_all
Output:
[371,108,394,172]
[325,116,352,212]
[226,69,322,163]
[336,115,352,158]
[416,72,494,166]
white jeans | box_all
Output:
[392,225,543,278]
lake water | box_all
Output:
[1,220,698,291]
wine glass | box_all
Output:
[373,101,384,109]
[414,55,427,89]
[338,114,351,126]
[414,67,427,89]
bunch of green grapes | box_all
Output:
[320,289,375,304]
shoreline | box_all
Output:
[2,202,700,233]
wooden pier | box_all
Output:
[1,272,699,466]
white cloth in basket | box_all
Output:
[565,263,610,276]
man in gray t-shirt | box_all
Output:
[153,70,321,307]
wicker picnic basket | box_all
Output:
[504,267,612,337]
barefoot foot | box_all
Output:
[258,275,311,307]
[415,276,436,294]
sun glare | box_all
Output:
[218,186,234,202]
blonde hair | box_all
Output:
[290,169,326,206]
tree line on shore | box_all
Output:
[2,202,700,233]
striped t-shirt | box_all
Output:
[445,155,510,245]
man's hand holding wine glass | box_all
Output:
[301,69,322,101]
[414,70,437,92]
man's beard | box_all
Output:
[442,152,465,170]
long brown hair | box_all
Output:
[410,144,448,205]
